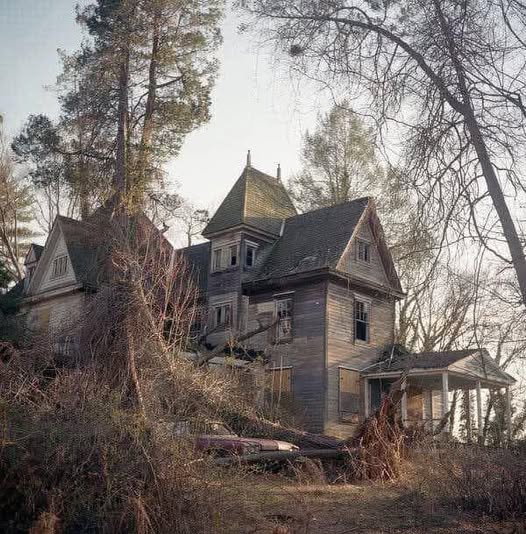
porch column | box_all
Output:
[364,378,370,418]
[506,386,512,446]
[441,371,449,434]
[401,377,407,427]
[465,389,472,444]
[476,381,483,443]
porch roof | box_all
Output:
[362,348,515,386]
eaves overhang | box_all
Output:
[242,267,405,299]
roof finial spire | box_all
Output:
[246,149,252,168]
[277,163,282,181]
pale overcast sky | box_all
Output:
[0,0,331,212]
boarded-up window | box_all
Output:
[339,368,361,416]
[265,367,292,409]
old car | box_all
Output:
[172,420,299,457]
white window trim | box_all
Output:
[354,296,371,344]
[244,241,258,268]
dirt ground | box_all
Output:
[232,475,526,534]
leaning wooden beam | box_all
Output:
[213,447,356,466]
[196,318,278,366]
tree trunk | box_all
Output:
[433,0,526,307]
[136,11,161,196]
[114,47,130,205]
[466,117,526,305]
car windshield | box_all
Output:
[203,422,236,436]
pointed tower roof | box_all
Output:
[203,164,297,238]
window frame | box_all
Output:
[354,298,370,343]
[212,248,223,272]
[212,242,241,272]
[228,244,238,267]
[274,296,293,343]
[213,302,232,329]
[51,255,68,279]
[356,239,371,263]
[245,242,257,268]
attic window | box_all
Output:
[357,240,370,263]
[52,256,68,278]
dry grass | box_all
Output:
[412,445,526,520]
[233,474,525,533]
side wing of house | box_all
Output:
[22,220,85,337]
[326,203,401,437]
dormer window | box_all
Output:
[356,240,370,263]
[245,244,257,268]
[52,256,68,278]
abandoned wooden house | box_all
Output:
[4,154,515,440]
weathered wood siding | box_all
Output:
[23,291,85,336]
[338,221,389,287]
[206,230,278,344]
[246,281,327,432]
[325,281,396,437]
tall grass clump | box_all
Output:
[414,445,526,519]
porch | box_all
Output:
[362,348,516,442]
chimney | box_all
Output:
[277,163,282,181]
[246,149,252,167]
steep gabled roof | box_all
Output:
[24,244,44,265]
[178,241,210,294]
[56,215,104,288]
[251,198,370,280]
[202,165,297,237]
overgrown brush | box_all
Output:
[413,445,526,519]
[348,384,407,481]
[0,214,259,533]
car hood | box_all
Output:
[198,434,298,451]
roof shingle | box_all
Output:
[203,166,297,237]
[252,198,370,280]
